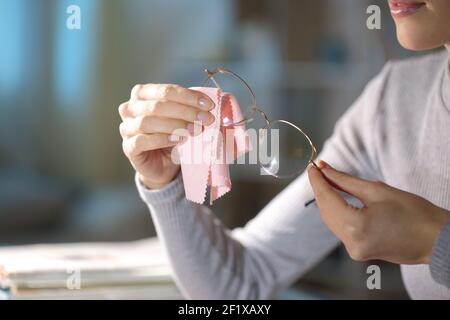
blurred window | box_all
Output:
[0,0,28,96]
[53,0,100,113]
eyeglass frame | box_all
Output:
[203,67,318,206]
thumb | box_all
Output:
[319,160,381,205]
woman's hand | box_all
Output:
[119,84,215,189]
[308,161,450,265]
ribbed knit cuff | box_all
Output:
[430,219,450,289]
[135,172,185,206]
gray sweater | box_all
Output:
[136,49,450,299]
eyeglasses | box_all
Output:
[203,67,318,206]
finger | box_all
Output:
[308,165,350,215]
[319,160,382,204]
[120,116,201,138]
[130,84,143,102]
[123,133,181,157]
[138,84,215,111]
[118,101,130,120]
[118,85,144,120]
[128,100,215,125]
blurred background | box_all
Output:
[0,0,423,299]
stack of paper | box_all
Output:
[0,238,182,300]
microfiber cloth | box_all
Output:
[177,87,251,205]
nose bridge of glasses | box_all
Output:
[220,107,269,129]
[220,109,263,127]
[252,107,270,125]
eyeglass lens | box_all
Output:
[205,69,315,178]
[258,120,314,178]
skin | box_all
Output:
[308,161,450,264]
[119,84,215,189]
[119,0,450,264]
[389,0,450,51]
[307,0,450,265]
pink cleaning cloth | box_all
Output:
[177,87,251,205]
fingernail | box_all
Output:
[197,111,212,124]
[168,135,180,143]
[186,123,195,135]
[187,123,204,135]
[198,98,214,110]
[318,160,330,169]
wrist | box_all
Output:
[139,174,171,190]
[424,207,450,264]
[429,213,450,286]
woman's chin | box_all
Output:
[396,29,442,51]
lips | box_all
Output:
[389,0,425,17]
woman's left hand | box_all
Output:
[308,161,450,265]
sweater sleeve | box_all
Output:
[430,220,450,288]
[136,64,391,300]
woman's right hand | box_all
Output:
[119,84,215,189]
